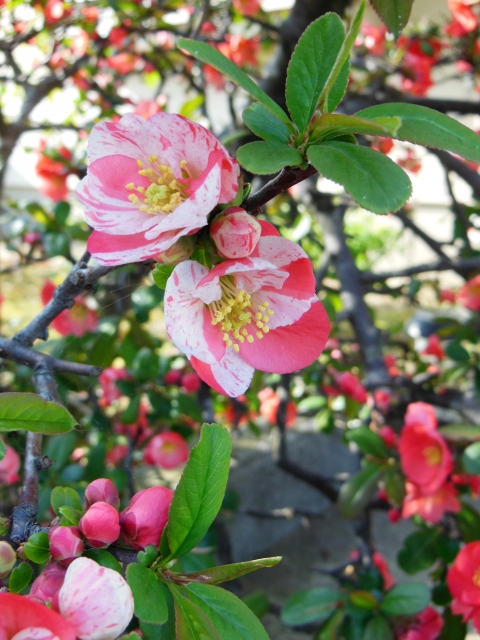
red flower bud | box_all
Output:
[84,478,120,510]
[164,369,183,386]
[0,443,20,485]
[49,526,84,566]
[210,206,261,259]
[0,540,16,578]
[120,486,173,550]
[29,562,67,611]
[181,371,201,393]
[78,502,120,548]
[144,432,189,469]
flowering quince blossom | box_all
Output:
[144,431,190,469]
[458,274,480,311]
[164,221,330,396]
[58,557,134,640]
[421,334,445,360]
[210,207,262,259]
[0,443,20,485]
[0,593,76,640]
[372,552,395,589]
[258,387,297,427]
[49,526,84,566]
[448,541,480,631]
[41,281,98,337]
[98,367,130,406]
[402,480,460,523]
[84,478,120,510]
[76,113,239,265]
[78,502,120,548]
[120,485,174,550]
[29,562,67,611]
[332,370,368,403]
[396,606,444,640]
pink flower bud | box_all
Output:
[0,443,21,485]
[144,432,189,469]
[155,235,196,265]
[29,562,67,611]
[120,486,173,550]
[181,371,201,393]
[98,367,129,406]
[210,206,261,259]
[84,478,120,510]
[49,526,84,566]
[0,593,76,640]
[59,557,134,640]
[164,369,182,386]
[78,502,120,548]
[0,540,16,578]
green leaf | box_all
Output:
[166,557,281,585]
[285,13,348,133]
[236,141,303,175]
[126,564,169,625]
[384,465,406,505]
[172,586,221,640]
[380,583,430,617]
[180,582,270,639]
[242,103,291,144]
[462,442,480,474]
[312,114,401,143]
[317,609,344,640]
[9,563,33,593]
[23,532,50,564]
[281,587,342,626]
[177,39,290,125]
[297,395,327,413]
[140,587,176,640]
[438,424,480,442]
[242,592,270,619]
[349,591,378,610]
[369,0,414,38]
[83,549,122,573]
[51,486,82,516]
[364,616,393,640]
[338,463,383,519]
[356,103,480,164]
[0,393,77,434]
[58,505,82,526]
[446,341,470,362]
[397,528,440,574]
[152,264,175,290]
[0,439,6,461]
[457,503,480,543]
[138,545,159,567]
[437,607,467,640]
[167,424,232,560]
[54,201,71,225]
[345,428,388,458]
[308,142,412,214]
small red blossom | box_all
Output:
[258,388,297,427]
[44,0,72,25]
[360,22,387,56]
[373,389,391,414]
[458,274,480,311]
[371,137,394,155]
[402,481,460,523]
[439,288,456,303]
[453,473,480,497]
[379,425,398,448]
[35,141,72,202]
[120,486,174,550]
[49,527,84,566]
[98,367,129,406]
[396,606,444,640]
[397,149,422,173]
[164,369,183,386]
[0,592,75,639]
[0,443,20,485]
[41,281,98,337]
[421,334,445,360]
[106,444,128,467]
[144,432,190,469]
[181,371,202,393]
[78,502,120,548]
[404,402,437,430]
[372,551,395,589]
[448,541,480,631]
[29,562,67,611]
[332,371,368,403]
[134,99,166,120]
[84,478,120,510]
[232,0,261,16]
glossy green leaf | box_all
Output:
[281,587,342,626]
[308,142,412,214]
[166,556,280,586]
[9,563,33,593]
[356,103,480,164]
[181,582,270,639]
[438,424,480,442]
[462,442,480,474]
[138,545,159,567]
[369,0,414,38]
[317,609,344,640]
[286,13,348,133]
[0,439,5,461]
[364,616,393,640]
[438,607,467,640]
[397,528,440,574]
[172,586,221,640]
[384,465,406,505]
[381,583,430,616]
[0,393,77,434]
[51,486,82,516]
[140,587,176,640]
[168,424,231,559]
[24,532,50,564]
[242,592,269,619]
[312,114,401,142]
[349,591,378,610]
[127,564,169,625]
[457,503,480,543]
[236,141,303,174]
[152,264,175,290]
[242,103,291,144]
[345,428,388,458]
[338,463,383,519]
[83,549,122,573]
[177,39,290,125]
[446,341,470,362]
[58,505,82,526]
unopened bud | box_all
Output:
[29,562,67,610]
[120,486,173,551]
[78,502,120,548]
[0,540,16,578]
[84,478,120,510]
[210,206,261,259]
[156,235,196,266]
[49,526,84,566]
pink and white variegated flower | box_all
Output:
[76,113,239,265]
[164,221,330,396]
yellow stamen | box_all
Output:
[423,445,442,466]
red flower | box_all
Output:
[144,432,190,469]
[35,141,72,202]
[448,0,479,35]
[41,281,98,337]
[439,288,456,303]
[402,481,460,523]
[372,551,395,589]
[98,367,129,406]
[0,443,20,485]
[232,0,261,16]
[397,606,444,640]
[120,486,173,550]
[371,137,394,155]
[458,274,480,311]
[448,541,480,631]
[332,371,368,403]
[404,402,437,430]
[78,502,120,548]
[379,425,398,448]
[181,371,202,393]
[421,334,445,360]
[373,389,391,414]
[0,592,75,639]
[258,388,297,427]
[360,22,387,56]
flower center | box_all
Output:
[126,156,190,214]
[208,276,274,353]
[473,567,480,587]
[423,445,442,466]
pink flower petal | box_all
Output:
[191,348,254,397]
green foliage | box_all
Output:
[23,532,50,564]
[311,114,400,143]
[397,528,440,574]
[338,463,384,518]
[152,264,175,290]
[236,141,303,174]
[9,563,33,593]
[369,0,414,38]
[380,583,430,616]
[242,103,291,144]
[242,592,270,619]
[167,557,281,586]
[0,439,5,461]
[461,441,480,474]
[281,587,342,626]
[437,607,467,640]
[127,564,169,625]
[457,503,480,542]
[438,424,480,441]
[0,392,77,434]
[345,427,388,458]
[363,616,393,640]
[83,549,122,573]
